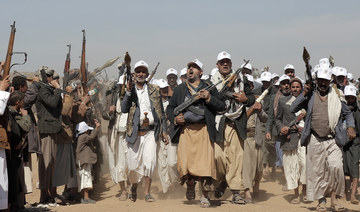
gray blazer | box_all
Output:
[290,89,355,147]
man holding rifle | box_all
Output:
[290,66,356,212]
[167,59,225,207]
[210,51,255,204]
[121,60,168,202]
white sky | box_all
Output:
[1,0,359,80]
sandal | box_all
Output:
[350,197,359,204]
[186,180,196,201]
[232,193,246,205]
[290,197,300,204]
[331,203,345,212]
[316,202,326,212]
[129,186,137,202]
[200,197,210,208]
[145,194,155,202]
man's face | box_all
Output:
[345,95,356,105]
[19,83,28,93]
[134,67,149,84]
[187,64,202,83]
[216,58,232,76]
[249,82,254,90]
[335,75,345,87]
[262,81,271,89]
[167,74,178,88]
[242,68,251,76]
[160,87,169,98]
[285,69,295,78]
[291,81,302,97]
[280,79,291,95]
[316,78,330,93]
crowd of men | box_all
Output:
[0,51,359,211]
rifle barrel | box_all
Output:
[3,21,16,78]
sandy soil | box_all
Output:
[25,154,360,212]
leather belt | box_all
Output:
[138,125,154,136]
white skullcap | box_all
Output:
[255,78,263,85]
[211,68,218,76]
[187,59,203,70]
[284,64,295,71]
[149,78,157,85]
[260,71,272,82]
[319,58,330,68]
[180,68,187,76]
[241,62,252,71]
[317,66,332,80]
[76,121,94,137]
[246,74,254,83]
[217,51,231,61]
[166,68,178,76]
[156,79,169,88]
[134,60,149,70]
[275,74,291,86]
[347,73,354,80]
[344,85,358,97]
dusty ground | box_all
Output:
[25,154,360,212]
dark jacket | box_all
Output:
[121,83,166,144]
[35,85,63,134]
[290,88,355,146]
[76,128,98,166]
[217,76,255,141]
[166,80,226,143]
[275,95,300,151]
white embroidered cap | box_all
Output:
[241,62,252,71]
[187,59,203,70]
[319,58,330,68]
[166,68,178,76]
[217,51,231,61]
[272,73,279,79]
[284,64,295,71]
[347,73,354,81]
[275,74,291,85]
[156,79,169,88]
[332,66,347,77]
[260,71,272,82]
[317,66,332,80]
[344,85,358,97]
[180,68,187,76]
[134,60,149,70]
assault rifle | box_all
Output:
[174,80,222,116]
[147,62,160,82]
[80,29,87,94]
[3,21,27,78]
[219,59,250,99]
[63,44,71,90]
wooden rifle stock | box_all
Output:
[3,21,16,78]
[80,30,87,94]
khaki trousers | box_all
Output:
[215,123,244,190]
[242,136,263,189]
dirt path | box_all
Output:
[25,155,360,212]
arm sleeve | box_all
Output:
[0,91,10,115]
